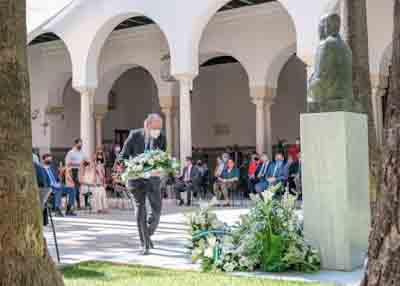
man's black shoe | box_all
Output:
[66,210,77,217]
[140,247,150,255]
[55,208,64,217]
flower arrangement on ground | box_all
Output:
[119,150,180,183]
[187,184,320,273]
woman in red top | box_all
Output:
[247,154,260,194]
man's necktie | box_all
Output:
[47,168,57,186]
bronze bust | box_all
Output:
[308,13,354,113]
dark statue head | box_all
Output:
[321,13,341,38]
[318,17,328,40]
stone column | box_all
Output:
[253,97,266,155]
[161,106,174,153]
[176,75,193,162]
[80,89,95,158]
[94,104,108,149]
[173,111,180,158]
[251,86,275,156]
[265,97,273,156]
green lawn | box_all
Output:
[63,261,330,286]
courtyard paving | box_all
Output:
[44,200,363,286]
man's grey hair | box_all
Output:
[144,113,163,126]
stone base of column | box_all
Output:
[300,112,370,271]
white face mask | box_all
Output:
[150,129,161,139]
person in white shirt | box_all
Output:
[65,138,86,208]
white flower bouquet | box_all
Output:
[120,150,180,183]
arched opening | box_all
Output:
[54,79,80,147]
[191,55,251,164]
[28,33,74,157]
[273,55,307,145]
[102,66,161,148]
[88,14,171,87]
[29,32,61,46]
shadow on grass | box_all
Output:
[62,261,170,281]
[63,267,106,280]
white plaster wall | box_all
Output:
[102,68,161,142]
[50,80,80,149]
[272,56,307,144]
[28,45,49,151]
[28,41,72,152]
[192,63,253,148]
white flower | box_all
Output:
[262,191,274,202]
[223,262,237,272]
[204,247,214,258]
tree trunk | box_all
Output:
[361,1,400,285]
[0,1,64,285]
[341,0,380,210]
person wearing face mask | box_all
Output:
[42,154,77,217]
[65,138,86,208]
[255,151,289,195]
[118,113,166,255]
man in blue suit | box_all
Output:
[42,153,77,217]
[255,151,288,194]
[33,156,51,225]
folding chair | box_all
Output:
[39,188,60,263]
[113,183,136,211]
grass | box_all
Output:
[63,261,330,286]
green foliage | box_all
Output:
[188,184,321,274]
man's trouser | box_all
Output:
[128,178,162,249]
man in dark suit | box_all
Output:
[42,154,77,217]
[33,156,51,226]
[118,114,166,255]
[175,157,201,206]
[255,151,289,194]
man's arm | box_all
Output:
[160,133,167,152]
[118,131,135,162]
[276,164,289,183]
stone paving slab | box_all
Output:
[45,206,363,286]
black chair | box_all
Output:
[39,188,60,263]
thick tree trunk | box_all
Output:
[361,1,400,285]
[0,1,64,285]
[341,0,380,209]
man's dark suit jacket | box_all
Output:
[119,128,167,161]
[180,165,201,183]
[34,162,50,188]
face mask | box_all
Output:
[150,129,161,139]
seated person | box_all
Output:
[255,151,288,194]
[214,159,240,206]
[249,154,271,194]
[33,156,50,226]
[247,154,260,194]
[287,154,300,196]
[175,157,201,206]
[42,154,77,217]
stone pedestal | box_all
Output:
[300,112,370,271]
